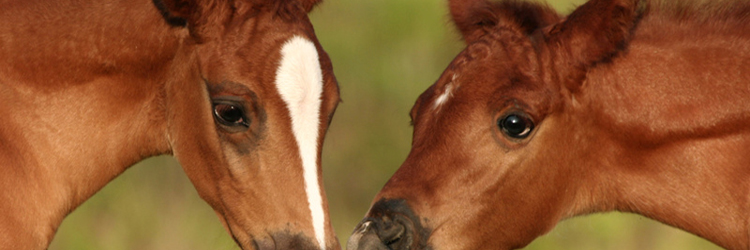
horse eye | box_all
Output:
[213,103,249,128]
[498,113,534,139]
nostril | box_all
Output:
[349,199,426,250]
[377,216,405,245]
[348,220,389,250]
[374,214,414,250]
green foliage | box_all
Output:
[50,0,723,249]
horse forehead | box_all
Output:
[211,6,315,49]
[429,55,510,109]
[442,41,513,83]
[200,27,323,85]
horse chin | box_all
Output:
[249,231,322,250]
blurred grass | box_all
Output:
[49,0,723,249]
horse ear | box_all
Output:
[544,0,646,91]
[449,0,559,44]
[153,0,232,42]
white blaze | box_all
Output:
[433,74,459,109]
[274,36,326,249]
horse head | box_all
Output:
[347,0,670,249]
[158,0,340,248]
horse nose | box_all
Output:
[347,217,408,250]
[347,199,421,250]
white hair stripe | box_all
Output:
[274,35,326,249]
[433,74,459,110]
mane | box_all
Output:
[646,0,750,25]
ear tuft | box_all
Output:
[449,0,559,44]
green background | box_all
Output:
[49,0,723,249]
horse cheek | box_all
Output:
[164,51,226,208]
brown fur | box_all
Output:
[0,0,341,249]
[353,0,750,249]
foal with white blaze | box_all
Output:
[0,0,341,249]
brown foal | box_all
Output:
[348,0,750,249]
[0,0,341,249]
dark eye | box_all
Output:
[498,113,534,139]
[213,102,249,128]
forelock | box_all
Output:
[246,0,309,22]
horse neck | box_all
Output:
[593,137,750,250]
[573,15,750,249]
[0,0,177,246]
